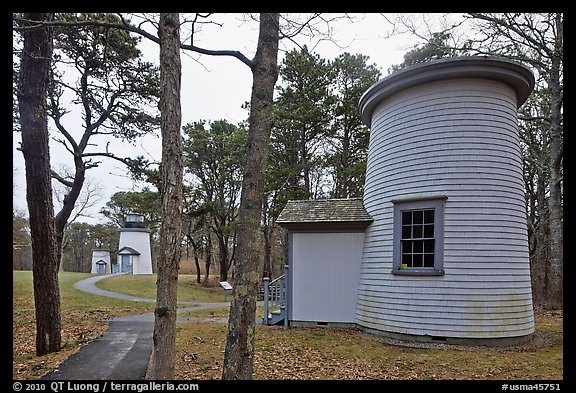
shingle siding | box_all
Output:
[357,74,535,340]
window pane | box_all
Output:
[413,240,423,253]
[413,254,423,267]
[413,210,424,224]
[424,224,434,238]
[394,203,443,272]
[402,241,412,253]
[402,254,412,267]
[424,239,435,253]
[402,211,412,225]
[424,253,434,267]
[413,225,423,238]
[424,209,435,224]
[402,225,411,239]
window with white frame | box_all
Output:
[392,196,446,275]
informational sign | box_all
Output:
[219,281,233,290]
[219,281,232,301]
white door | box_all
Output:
[291,232,364,323]
[121,255,133,274]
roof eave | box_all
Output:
[276,220,373,232]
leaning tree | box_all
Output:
[14,11,160,355]
[16,12,61,356]
[46,13,160,267]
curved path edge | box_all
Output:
[74,273,233,321]
[42,274,235,380]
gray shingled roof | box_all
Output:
[276,198,373,224]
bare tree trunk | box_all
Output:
[54,171,86,270]
[300,126,311,198]
[204,233,212,283]
[150,12,183,380]
[217,234,229,281]
[529,172,546,305]
[222,13,279,380]
[17,12,61,356]
[194,254,201,284]
[188,235,202,284]
[335,127,351,198]
[546,18,563,309]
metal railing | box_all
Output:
[262,265,288,326]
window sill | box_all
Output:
[391,268,445,276]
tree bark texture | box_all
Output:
[218,233,230,281]
[54,162,86,268]
[189,235,202,284]
[222,13,279,380]
[548,71,564,309]
[530,173,548,305]
[150,12,183,380]
[299,126,311,198]
[204,233,212,283]
[545,13,563,309]
[17,12,62,356]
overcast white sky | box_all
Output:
[13,13,457,224]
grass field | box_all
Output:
[13,270,563,381]
[94,273,227,303]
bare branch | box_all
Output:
[13,15,254,68]
[67,179,102,223]
[51,119,80,154]
[180,41,253,68]
[81,151,132,164]
[51,169,74,187]
[467,13,552,58]
[278,13,362,55]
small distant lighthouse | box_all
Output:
[91,249,111,274]
[115,212,153,275]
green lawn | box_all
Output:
[94,273,226,303]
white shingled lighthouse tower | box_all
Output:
[276,56,536,345]
[115,212,153,275]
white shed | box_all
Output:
[276,198,373,327]
[90,249,111,274]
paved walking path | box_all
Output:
[41,274,232,380]
[42,320,154,380]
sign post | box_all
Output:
[219,281,233,302]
